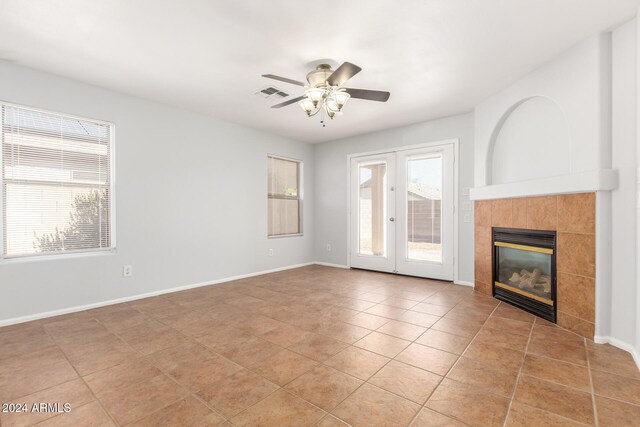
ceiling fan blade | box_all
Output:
[327,62,362,86]
[271,95,305,109]
[344,88,391,102]
[262,74,306,87]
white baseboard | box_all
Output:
[454,280,474,287]
[594,335,640,370]
[314,262,349,269]
[0,262,314,328]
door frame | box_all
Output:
[346,138,460,283]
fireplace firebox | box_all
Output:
[492,227,556,322]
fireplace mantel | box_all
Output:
[470,169,617,201]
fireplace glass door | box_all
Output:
[492,228,556,322]
[495,243,552,305]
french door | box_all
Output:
[349,143,455,281]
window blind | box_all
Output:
[267,155,301,236]
[2,104,113,258]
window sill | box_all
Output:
[268,233,304,239]
[1,248,117,264]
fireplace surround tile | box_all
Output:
[558,193,595,234]
[474,192,596,340]
[491,199,513,227]
[475,200,492,227]
[557,311,595,339]
[526,196,557,230]
[557,233,596,278]
[512,201,528,228]
[557,272,595,322]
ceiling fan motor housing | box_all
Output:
[306,64,333,88]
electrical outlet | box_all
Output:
[268,248,274,257]
[464,214,471,223]
[122,265,133,278]
[326,244,332,252]
[463,187,470,197]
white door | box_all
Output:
[349,153,396,273]
[395,145,454,280]
[349,143,455,281]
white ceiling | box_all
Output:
[0,0,637,143]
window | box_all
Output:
[267,155,301,237]
[1,104,114,258]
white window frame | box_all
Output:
[0,101,117,262]
[267,154,303,238]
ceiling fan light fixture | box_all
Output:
[298,98,315,116]
[331,91,351,110]
[304,88,325,106]
[325,97,340,113]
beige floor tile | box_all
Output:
[84,358,162,396]
[316,414,351,426]
[318,322,371,344]
[399,310,441,328]
[353,331,410,358]
[410,407,467,426]
[0,379,94,427]
[505,401,586,427]
[344,312,390,330]
[197,369,278,417]
[376,320,427,341]
[285,365,362,411]
[426,378,510,427]
[370,360,442,404]
[324,346,390,380]
[587,342,640,379]
[591,369,640,405]
[446,356,519,398]
[117,321,189,355]
[230,389,325,426]
[595,395,640,427]
[98,374,189,425]
[415,329,471,355]
[250,349,318,386]
[221,336,283,367]
[288,333,349,362]
[521,354,590,392]
[128,395,225,426]
[396,343,458,376]
[332,383,420,427]
[36,401,115,427]
[513,374,594,425]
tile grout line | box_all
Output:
[585,339,599,427]
[39,320,122,427]
[92,308,234,425]
[403,295,502,426]
[500,313,536,427]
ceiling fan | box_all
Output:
[262,62,390,126]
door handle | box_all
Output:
[389,217,395,222]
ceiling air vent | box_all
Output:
[255,86,289,100]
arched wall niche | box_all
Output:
[486,96,571,185]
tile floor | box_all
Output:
[0,265,638,426]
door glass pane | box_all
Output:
[407,155,442,262]
[358,162,386,256]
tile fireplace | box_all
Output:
[493,228,556,322]
[474,193,596,339]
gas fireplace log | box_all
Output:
[508,268,551,293]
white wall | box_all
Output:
[0,61,315,323]
[475,34,607,187]
[611,18,637,355]
[313,113,475,284]
[490,96,571,185]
